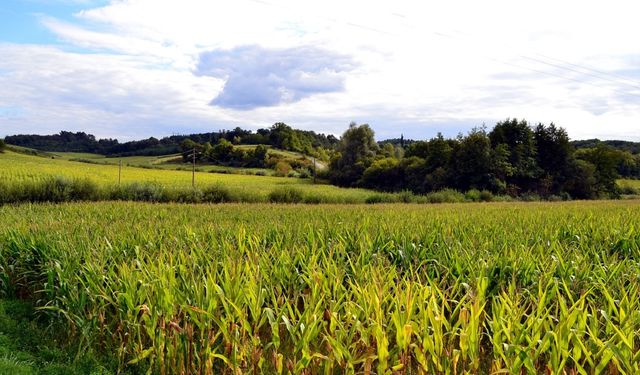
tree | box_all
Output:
[489,119,539,191]
[269,122,304,152]
[211,139,234,163]
[575,144,624,197]
[248,145,269,167]
[534,123,572,195]
[0,139,6,153]
[565,159,598,199]
[361,157,403,191]
[329,123,379,187]
[179,139,203,162]
[451,128,495,191]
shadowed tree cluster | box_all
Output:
[330,119,627,199]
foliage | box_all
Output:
[0,139,6,153]
[0,299,127,374]
[0,149,382,203]
[268,186,304,203]
[4,124,338,158]
[329,123,378,187]
[331,119,628,199]
[2,201,640,373]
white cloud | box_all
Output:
[1,0,640,140]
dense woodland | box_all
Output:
[4,119,640,199]
[328,120,640,199]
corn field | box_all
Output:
[1,201,639,374]
[0,150,376,203]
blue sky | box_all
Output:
[1,0,640,141]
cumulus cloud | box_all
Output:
[196,45,354,110]
[2,0,640,140]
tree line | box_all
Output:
[4,119,639,199]
[329,119,637,199]
[3,123,338,157]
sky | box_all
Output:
[0,0,639,141]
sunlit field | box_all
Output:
[0,150,375,203]
[1,201,639,373]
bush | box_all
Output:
[302,195,323,204]
[268,186,304,203]
[465,189,481,202]
[202,184,234,203]
[298,169,310,179]
[0,177,102,203]
[171,188,204,203]
[111,182,165,202]
[274,161,292,177]
[398,190,418,203]
[479,190,494,202]
[0,139,6,153]
[520,193,541,202]
[36,177,101,202]
[365,194,397,204]
[425,189,465,203]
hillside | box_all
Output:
[0,149,379,203]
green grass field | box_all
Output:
[0,150,376,202]
[1,200,639,373]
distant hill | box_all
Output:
[572,139,640,154]
[3,123,338,157]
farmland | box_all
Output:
[0,150,379,203]
[1,200,639,374]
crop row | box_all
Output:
[0,202,639,373]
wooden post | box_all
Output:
[192,147,196,188]
[118,160,122,186]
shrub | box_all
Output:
[171,188,204,203]
[274,161,292,177]
[398,190,418,203]
[111,183,165,202]
[268,186,303,203]
[479,190,494,202]
[298,169,310,179]
[426,189,465,203]
[365,194,398,204]
[302,195,323,204]
[520,193,541,202]
[0,177,103,203]
[202,184,234,203]
[465,189,481,202]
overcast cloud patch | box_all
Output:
[196,45,354,110]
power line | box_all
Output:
[243,0,640,100]
[536,53,640,88]
[520,55,640,92]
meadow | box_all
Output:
[0,150,379,203]
[1,201,639,374]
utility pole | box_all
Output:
[192,147,196,188]
[118,160,122,186]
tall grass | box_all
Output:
[1,201,639,373]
